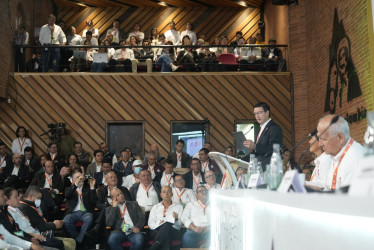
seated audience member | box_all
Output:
[60,158,81,189]
[172,175,197,207]
[145,144,165,164]
[97,171,132,209]
[167,139,190,168]
[99,142,117,165]
[124,147,135,162]
[155,159,175,187]
[37,155,47,174]
[0,187,43,250]
[70,41,94,72]
[91,40,112,72]
[230,31,243,45]
[106,19,126,45]
[63,172,96,245]
[184,158,205,192]
[156,40,178,72]
[195,38,205,55]
[73,142,91,168]
[177,35,191,53]
[5,187,65,250]
[129,170,161,218]
[199,41,217,72]
[307,132,331,188]
[224,146,234,156]
[210,36,221,53]
[255,33,266,45]
[106,188,145,250]
[154,33,166,60]
[204,170,220,190]
[128,23,145,44]
[94,158,113,188]
[235,167,247,188]
[177,41,198,72]
[218,36,234,54]
[165,20,180,45]
[30,160,64,217]
[193,142,213,159]
[150,27,158,44]
[46,143,65,171]
[180,22,197,45]
[181,185,210,248]
[12,126,32,155]
[110,40,134,72]
[282,149,301,173]
[113,149,134,178]
[262,38,286,72]
[4,153,30,189]
[86,150,104,177]
[18,187,66,243]
[23,146,40,174]
[143,151,164,180]
[82,20,99,39]
[132,39,154,73]
[239,37,263,71]
[26,52,42,72]
[148,186,183,250]
[317,115,364,190]
[82,30,98,47]
[198,148,220,177]
[122,160,142,190]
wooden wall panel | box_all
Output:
[57,6,262,44]
[0,72,292,160]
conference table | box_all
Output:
[210,189,374,250]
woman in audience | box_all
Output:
[12,126,32,155]
[177,35,191,53]
[38,154,47,173]
[210,36,221,53]
[70,41,95,72]
[82,19,99,39]
[180,22,197,45]
[177,41,198,72]
[150,27,159,45]
[156,40,178,72]
[128,23,144,44]
[91,40,114,72]
[199,42,217,72]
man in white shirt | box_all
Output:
[204,171,220,190]
[86,150,104,177]
[111,40,134,72]
[128,23,144,44]
[239,37,263,71]
[39,13,66,72]
[4,153,30,189]
[156,159,175,187]
[181,185,210,248]
[307,133,332,189]
[82,30,98,47]
[172,175,196,207]
[148,186,183,250]
[180,23,197,45]
[165,20,180,45]
[66,26,82,52]
[106,188,145,250]
[317,115,364,190]
[122,160,142,190]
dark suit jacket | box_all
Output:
[64,184,97,214]
[103,152,115,163]
[74,151,91,167]
[184,171,205,190]
[23,156,39,172]
[261,47,283,59]
[30,172,64,192]
[19,199,56,232]
[0,206,33,241]
[46,153,65,171]
[105,201,145,231]
[167,152,191,168]
[254,119,283,167]
[106,28,126,42]
[142,163,164,180]
[113,161,134,177]
[97,186,132,210]
[129,182,161,202]
[0,154,13,182]
[4,163,30,181]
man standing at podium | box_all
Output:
[243,102,283,169]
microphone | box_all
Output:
[244,126,254,136]
[290,128,317,154]
[297,115,340,167]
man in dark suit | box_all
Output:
[30,160,64,218]
[244,102,283,170]
[113,149,133,178]
[167,139,191,168]
[63,171,96,245]
[73,142,91,168]
[46,143,65,171]
[184,158,205,192]
[106,188,145,250]
[106,19,126,45]
[142,152,164,181]
[261,39,286,72]
[93,158,119,188]
[23,146,39,174]
[0,142,14,184]
[4,153,30,189]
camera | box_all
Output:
[84,174,92,179]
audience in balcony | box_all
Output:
[181,22,197,45]
[106,19,126,45]
[14,25,29,72]
[165,20,181,45]
[128,23,145,44]
[262,38,286,72]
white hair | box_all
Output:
[329,115,350,139]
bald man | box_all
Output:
[4,153,30,189]
[317,115,364,190]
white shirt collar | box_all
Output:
[332,138,351,162]
[260,118,272,129]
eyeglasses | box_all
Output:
[254,111,265,116]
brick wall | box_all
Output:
[288,0,373,159]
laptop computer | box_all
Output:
[73,50,86,60]
[93,53,109,63]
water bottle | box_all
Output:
[269,144,283,190]
[247,154,256,185]
[263,164,270,185]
